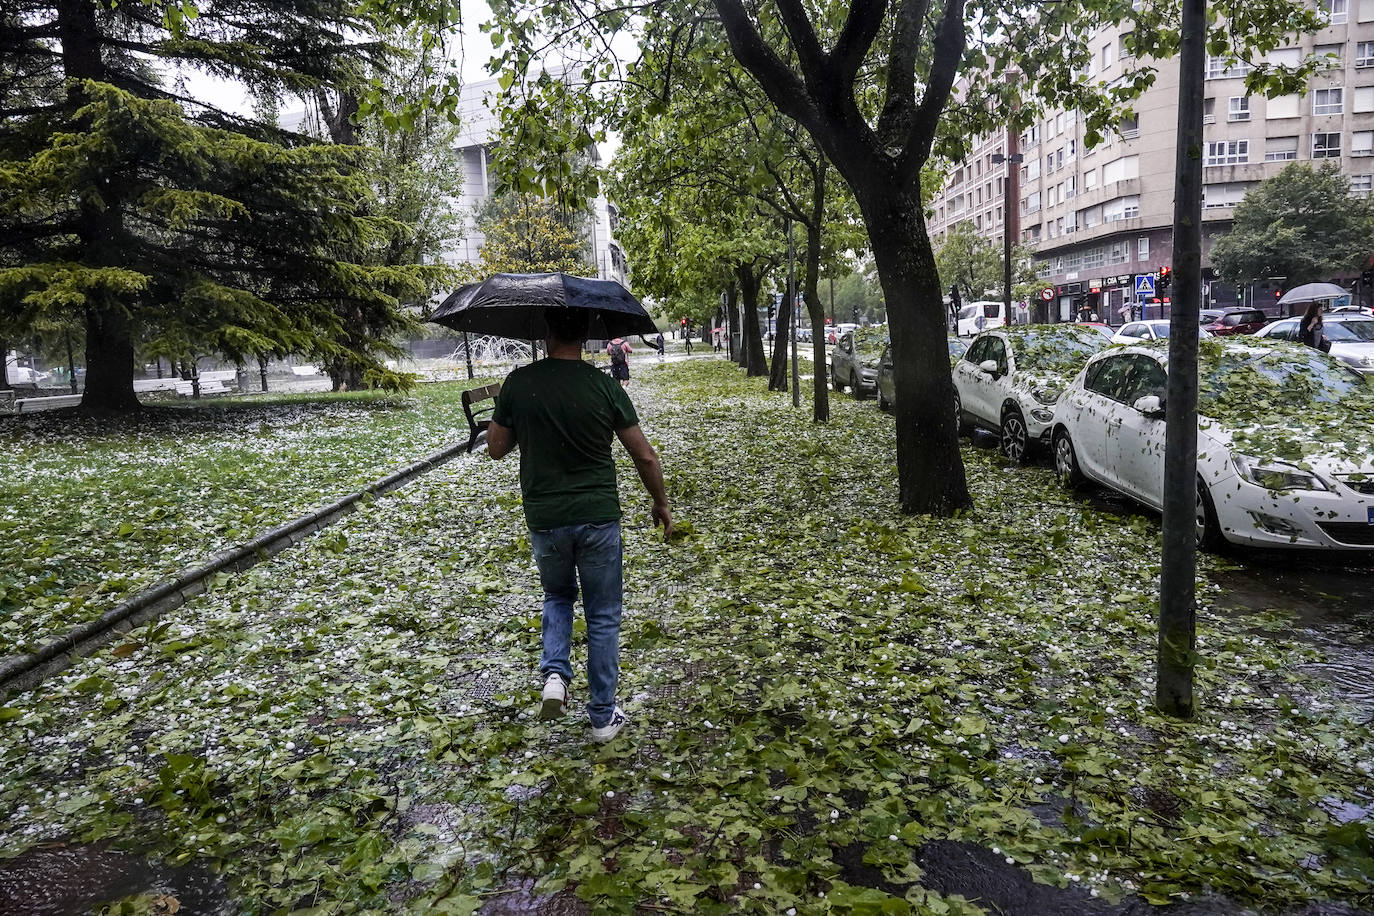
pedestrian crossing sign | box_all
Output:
[1135,274,1155,296]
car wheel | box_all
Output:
[878,387,890,411]
[953,390,971,436]
[1000,407,1030,465]
[1053,429,1083,489]
[850,371,865,400]
[1195,478,1224,552]
[832,368,842,392]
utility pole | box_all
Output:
[992,134,1024,328]
[1158,0,1206,719]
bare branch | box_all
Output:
[902,0,966,179]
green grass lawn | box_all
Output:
[0,383,497,657]
[0,359,1370,915]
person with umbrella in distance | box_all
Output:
[486,306,673,743]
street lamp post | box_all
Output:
[991,145,1024,326]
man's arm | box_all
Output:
[487,420,516,459]
[615,424,673,540]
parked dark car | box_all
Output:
[1200,308,1270,336]
[832,326,887,398]
[876,337,967,411]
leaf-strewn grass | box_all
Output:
[0,359,1370,915]
[0,383,496,656]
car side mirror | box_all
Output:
[1134,394,1165,417]
[978,359,999,375]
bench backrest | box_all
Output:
[462,383,500,423]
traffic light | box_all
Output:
[852,305,859,323]
[1157,266,1172,293]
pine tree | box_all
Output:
[0,0,439,410]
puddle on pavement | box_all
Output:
[1210,561,1374,718]
[0,843,231,916]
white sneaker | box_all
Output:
[591,706,628,743]
[539,673,567,720]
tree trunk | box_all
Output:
[725,284,740,362]
[768,283,792,391]
[82,304,140,411]
[862,189,972,515]
[737,263,769,376]
[802,219,829,423]
[0,336,11,393]
[59,0,141,412]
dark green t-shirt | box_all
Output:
[491,358,639,530]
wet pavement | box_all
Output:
[0,844,231,916]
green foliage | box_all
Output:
[459,193,595,281]
[1,361,1371,912]
[936,223,1004,302]
[1209,163,1374,286]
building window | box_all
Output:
[1102,155,1139,183]
[1228,96,1251,121]
[1138,237,1150,260]
[1102,43,1115,69]
[1084,169,1098,190]
[1267,47,1301,67]
[1362,0,1374,22]
[1314,87,1344,115]
[1203,182,1250,209]
[1353,130,1374,156]
[1359,41,1374,67]
[1119,32,1134,59]
[1104,195,1140,221]
[1316,44,1343,64]
[1313,132,1342,158]
[1351,175,1373,197]
[1326,0,1349,23]
[1205,140,1250,166]
[1203,97,1216,123]
[1066,175,1076,199]
[1024,191,1042,213]
[1358,86,1374,112]
[1264,136,1299,161]
[1207,56,1253,79]
[1266,94,1300,119]
[1120,114,1140,139]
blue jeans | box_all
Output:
[529,521,623,728]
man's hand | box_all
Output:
[652,501,673,541]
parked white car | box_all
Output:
[1252,313,1374,375]
[1051,339,1374,550]
[1111,320,1213,344]
[953,325,1112,463]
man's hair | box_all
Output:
[545,307,589,343]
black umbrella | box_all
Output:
[429,272,658,340]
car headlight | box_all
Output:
[1031,386,1061,406]
[1230,454,1329,491]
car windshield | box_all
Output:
[1007,327,1111,375]
[1325,319,1374,341]
[948,338,968,358]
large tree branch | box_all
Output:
[713,0,821,135]
[772,0,828,78]
[900,0,966,181]
[875,0,929,143]
[830,0,889,85]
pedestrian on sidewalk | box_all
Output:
[486,308,673,743]
[607,337,632,387]
[654,332,665,362]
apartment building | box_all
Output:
[928,0,1374,322]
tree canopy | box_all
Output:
[0,0,444,409]
[1209,163,1374,288]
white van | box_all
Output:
[956,301,1006,337]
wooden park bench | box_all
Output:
[462,383,500,453]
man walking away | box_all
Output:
[487,308,673,743]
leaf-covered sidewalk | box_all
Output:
[1,360,1371,915]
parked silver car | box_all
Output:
[1252,314,1374,374]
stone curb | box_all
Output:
[0,435,485,694]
